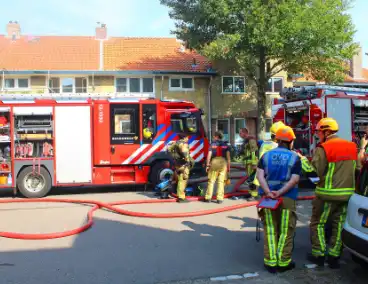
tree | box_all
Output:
[160,0,358,138]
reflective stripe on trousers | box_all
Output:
[310,198,348,257]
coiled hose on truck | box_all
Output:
[0,165,315,240]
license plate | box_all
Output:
[362,215,368,228]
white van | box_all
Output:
[342,163,368,265]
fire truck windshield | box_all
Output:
[170,112,199,135]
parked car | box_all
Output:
[342,162,368,265]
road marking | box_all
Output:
[210,272,259,282]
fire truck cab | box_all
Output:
[0,94,208,198]
[272,85,368,158]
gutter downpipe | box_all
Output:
[208,76,213,143]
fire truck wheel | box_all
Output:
[17,166,52,198]
[149,161,174,186]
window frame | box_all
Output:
[114,77,155,94]
[110,104,140,145]
[168,76,195,91]
[142,104,157,144]
[221,76,246,94]
[266,77,284,93]
[48,77,88,93]
[234,118,246,145]
[216,118,231,142]
[3,78,30,90]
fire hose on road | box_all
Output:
[0,165,315,240]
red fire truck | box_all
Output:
[0,94,209,198]
[272,85,368,158]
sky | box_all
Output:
[0,0,366,66]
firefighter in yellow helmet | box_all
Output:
[253,121,285,194]
[306,117,357,269]
[256,126,301,273]
[143,128,153,139]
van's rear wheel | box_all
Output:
[17,166,52,198]
[149,161,174,186]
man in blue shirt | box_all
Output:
[256,126,302,274]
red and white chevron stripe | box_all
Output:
[121,139,205,165]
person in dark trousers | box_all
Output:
[256,126,302,274]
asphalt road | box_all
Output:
[0,183,366,284]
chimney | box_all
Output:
[95,23,107,40]
[350,45,363,79]
[6,21,21,40]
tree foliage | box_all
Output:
[160,0,358,136]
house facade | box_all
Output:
[2,21,365,145]
[0,22,215,132]
[208,60,293,144]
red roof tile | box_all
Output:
[103,37,210,72]
[0,35,99,70]
[0,35,210,72]
[344,68,368,83]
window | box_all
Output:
[75,78,87,93]
[357,165,368,197]
[115,78,154,93]
[130,78,140,93]
[49,77,87,93]
[222,76,245,94]
[217,119,230,142]
[170,113,199,135]
[266,77,284,93]
[142,104,157,143]
[4,78,29,89]
[49,78,60,93]
[116,78,127,92]
[110,104,140,144]
[169,77,194,91]
[234,118,246,145]
[61,78,73,93]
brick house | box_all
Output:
[0,21,215,132]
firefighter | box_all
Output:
[256,126,301,273]
[167,133,194,203]
[244,138,259,200]
[204,131,231,204]
[307,118,357,269]
[253,121,285,197]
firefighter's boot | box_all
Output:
[160,191,170,199]
[327,256,340,269]
[278,261,295,273]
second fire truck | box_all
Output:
[272,85,368,158]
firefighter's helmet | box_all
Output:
[270,121,285,135]
[316,117,339,132]
[143,128,153,139]
[275,126,296,142]
[188,127,195,133]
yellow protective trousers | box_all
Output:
[176,165,190,199]
[259,197,297,267]
[205,164,227,201]
[310,197,347,257]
